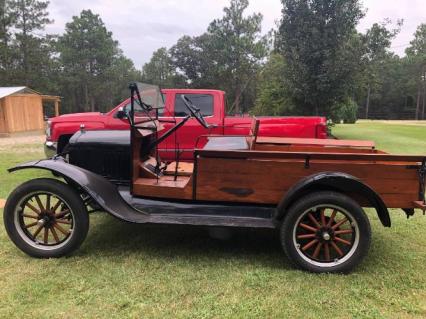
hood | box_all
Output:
[50,112,103,122]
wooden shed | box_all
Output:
[0,87,60,134]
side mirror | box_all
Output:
[116,107,127,119]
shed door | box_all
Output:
[0,99,6,133]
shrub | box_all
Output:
[333,98,358,124]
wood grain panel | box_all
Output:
[195,156,421,208]
[133,176,193,200]
[0,99,7,133]
[196,149,426,163]
[3,95,44,132]
[255,144,385,154]
[256,137,376,148]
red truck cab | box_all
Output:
[45,89,327,160]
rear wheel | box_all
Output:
[281,191,371,273]
[4,178,89,258]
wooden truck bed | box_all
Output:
[193,147,425,209]
[132,134,425,210]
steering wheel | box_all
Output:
[180,95,210,129]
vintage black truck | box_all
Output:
[3,83,426,273]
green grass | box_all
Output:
[0,122,426,318]
[333,122,426,154]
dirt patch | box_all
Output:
[0,199,5,209]
[0,134,44,146]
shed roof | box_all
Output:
[0,87,41,99]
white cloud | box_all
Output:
[359,0,426,55]
[45,0,425,68]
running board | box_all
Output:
[146,214,275,228]
[117,187,276,228]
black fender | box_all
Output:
[8,158,150,223]
[276,172,391,227]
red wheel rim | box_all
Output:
[294,206,357,264]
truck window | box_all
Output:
[124,93,167,116]
[174,94,213,117]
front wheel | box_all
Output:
[281,191,371,273]
[4,178,89,258]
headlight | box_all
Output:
[45,120,52,139]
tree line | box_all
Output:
[0,0,139,113]
[1,0,425,121]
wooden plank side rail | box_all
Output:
[195,149,426,164]
[256,137,376,148]
[194,154,424,209]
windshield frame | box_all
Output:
[129,82,165,126]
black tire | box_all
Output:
[3,178,89,258]
[280,191,371,273]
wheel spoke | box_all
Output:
[327,209,337,227]
[332,217,348,230]
[312,242,323,259]
[33,224,44,238]
[324,243,330,261]
[334,229,353,235]
[34,195,45,211]
[22,213,38,219]
[334,236,352,246]
[43,227,49,244]
[308,213,321,229]
[320,209,326,226]
[46,194,51,211]
[302,239,318,251]
[330,241,344,257]
[56,219,71,225]
[299,223,317,232]
[55,209,70,219]
[25,203,40,215]
[24,221,39,228]
[50,226,60,243]
[51,199,62,213]
[53,223,69,236]
[297,233,316,239]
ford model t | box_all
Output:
[3,83,426,273]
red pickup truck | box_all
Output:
[45,89,327,160]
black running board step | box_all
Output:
[119,187,276,219]
[146,214,275,228]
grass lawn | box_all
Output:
[0,122,426,318]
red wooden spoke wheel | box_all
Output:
[294,207,356,263]
[17,192,74,246]
[281,192,371,273]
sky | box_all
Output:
[44,0,426,69]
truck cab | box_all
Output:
[45,89,327,160]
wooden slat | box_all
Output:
[256,137,376,148]
[164,162,193,176]
[197,158,419,180]
[196,149,426,163]
[0,98,7,133]
[195,157,421,208]
[255,144,385,154]
[133,176,192,200]
[380,194,421,209]
[3,95,44,132]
